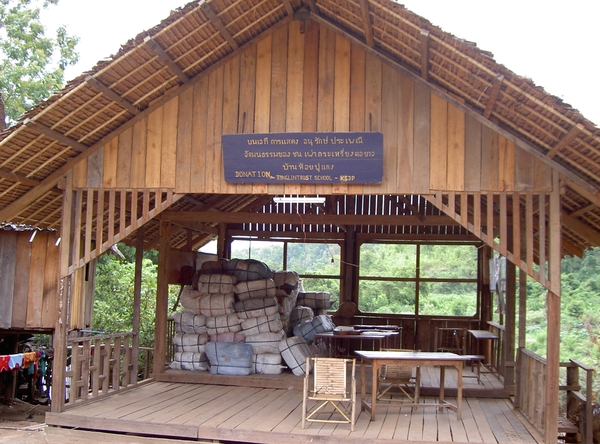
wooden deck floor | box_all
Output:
[46,367,544,444]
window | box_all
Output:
[358,242,479,316]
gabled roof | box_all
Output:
[1,0,599,255]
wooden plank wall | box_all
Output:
[70,21,551,195]
[0,230,60,329]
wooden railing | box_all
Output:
[65,333,136,405]
[515,348,546,431]
[515,348,595,444]
[560,359,594,444]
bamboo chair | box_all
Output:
[302,357,356,431]
[377,349,421,404]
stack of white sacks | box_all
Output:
[170,258,336,377]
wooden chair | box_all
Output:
[434,327,467,355]
[377,349,420,404]
[302,357,356,431]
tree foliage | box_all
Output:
[0,0,79,129]
[92,244,174,348]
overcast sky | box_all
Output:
[41,0,599,125]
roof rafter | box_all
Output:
[281,0,294,15]
[482,74,504,119]
[358,0,374,48]
[200,2,239,50]
[419,29,429,80]
[144,36,190,83]
[0,169,41,187]
[546,123,584,159]
[23,119,89,153]
[85,76,140,115]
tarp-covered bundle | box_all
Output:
[209,331,246,343]
[198,293,235,317]
[206,313,242,336]
[245,331,285,355]
[170,352,210,371]
[289,306,314,331]
[253,353,283,375]
[235,278,276,301]
[272,270,300,334]
[172,312,207,334]
[241,313,283,337]
[235,296,279,319]
[173,332,209,353]
[226,259,272,282]
[198,273,238,294]
[297,291,332,310]
[293,314,336,342]
[206,342,254,376]
[278,336,312,376]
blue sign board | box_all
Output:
[222,132,383,184]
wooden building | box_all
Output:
[0,0,599,442]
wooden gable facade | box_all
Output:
[1,1,598,442]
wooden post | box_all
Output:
[504,257,516,390]
[217,223,227,259]
[152,221,171,375]
[51,170,73,413]
[544,171,561,444]
[479,245,493,328]
[131,228,144,384]
[343,229,355,304]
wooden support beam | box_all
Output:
[564,177,600,210]
[200,3,238,50]
[171,220,219,235]
[304,0,318,13]
[85,76,140,115]
[482,74,504,119]
[131,228,143,385]
[153,221,171,375]
[144,37,190,83]
[544,171,561,443]
[24,118,89,153]
[546,123,584,158]
[562,211,600,246]
[0,168,41,187]
[161,211,459,226]
[51,169,73,414]
[570,203,596,218]
[419,29,430,80]
[359,0,374,48]
[281,0,294,15]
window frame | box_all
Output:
[357,240,481,317]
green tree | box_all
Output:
[0,0,79,129]
[92,244,174,348]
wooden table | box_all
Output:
[355,350,469,420]
[468,329,499,374]
[314,331,400,358]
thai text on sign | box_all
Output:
[222,132,383,184]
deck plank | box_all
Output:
[66,382,178,416]
[164,384,234,425]
[199,387,277,428]
[466,398,497,443]
[111,384,196,420]
[249,390,303,432]
[133,384,210,422]
[48,369,543,444]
